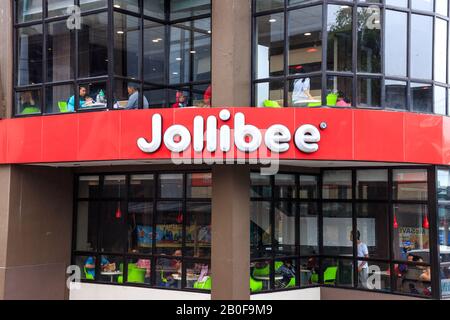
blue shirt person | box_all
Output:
[126,84,149,109]
[68,86,91,112]
[84,256,110,278]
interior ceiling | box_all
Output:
[26,159,422,168]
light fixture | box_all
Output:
[114,4,121,8]
[304,32,312,36]
[190,50,196,54]
[207,30,212,34]
[269,18,277,23]
[117,30,124,34]
[176,57,182,61]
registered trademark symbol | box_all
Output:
[320,122,328,130]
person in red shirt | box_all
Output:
[203,85,212,107]
[172,91,187,108]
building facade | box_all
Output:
[0,0,449,300]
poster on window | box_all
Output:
[398,227,429,251]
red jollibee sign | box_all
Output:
[0,107,447,165]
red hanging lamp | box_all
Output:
[393,214,399,229]
[115,203,122,219]
[423,214,430,230]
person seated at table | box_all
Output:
[68,86,95,112]
[275,260,296,289]
[135,258,151,284]
[125,83,149,110]
[172,91,187,108]
[335,91,351,107]
[84,256,110,279]
[19,91,40,114]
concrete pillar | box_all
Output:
[0,165,73,300]
[211,165,250,300]
[211,0,252,107]
[0,1,13,118]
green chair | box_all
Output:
[118,266,146,284]
[84,267,94,280]
[250,276,263,293]
[20,106,40,115]
[307,101,322,107]
[324,266,338,285]
[326,93,338,106]
[263,100,282,108]
[310,272,319,284]
[194,276,212,290]
[253,263,270,277]
[58,101,69,113]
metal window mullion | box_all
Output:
[181,173,187,289]
[283,3,288,107]
[352,3,358,108]
[107,0,114,110]
[318,168,324,284]
[428,166,441,299]
[352,169,358,289]
[270,175,276,290]
[406,4,412,111]
[322,2,328,107]
[380,6,386,109]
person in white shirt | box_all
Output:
[292,78,315,106]
[350,230,369,288]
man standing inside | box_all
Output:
[126,83,149,109]
[350,230,369,288]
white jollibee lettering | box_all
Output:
[137,110,323,154]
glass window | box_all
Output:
[256,80,284,108]
[251,201,272,258]
[411,0,434,12]
[45,84,74,114]
[274,259,297,290]
[288,6,322,75]
[255,13,284,80]
[438,202,450,298]
[155,202,183,255]
[392,204,430,263]
[185,203,211,258]
[385,80,407,110]
[323,203,353,256]
[193,18,211,82]
[274,174,296,199]
[321,258,354,287]
[169,23,191,85]
[97,255,123,283]
[435,86,447,115]
[99,202,127,253]
[155,257,182,289]
[15,89,42,115]
[326,76,353,107]
[299,202,318,256]
[78,13,108,78]
[289,76,322,107]
[385,10,407,77]
[47,20,75,82]
[185,261,211,290]
[299,175,318,199]
[47,0,73,18]
[357,6,381,73]
[411,82,433,113]
[327,5,352,72]
[357,77,381,108]
[356,203,390,259]
[251,173,272,198]
[125,257,151,284]
[103,175,127,198]
[435,19,448,83]
[386,0,407,7]
[75,255,96,281]
[16,0,42,23]
[77,82,108,111]
[255,0,284,12]
[159,174,184,198]
[438,169,450,201]
[393,169,428,201]
[356,169,388,200]
[127,202,153,254]
[114,13,140,79]
[394,263,432,297]
[17,25,43,86]
[322,170,352,200]
[144,0,165,19]
[411,14,433,80]
[251,259,272,291]
[129,174,154,198]
[274,202,296,255]
[113,79,144,109]
[299,257,319,287]
[80,0,107,11]
[76,201,99,252]
[144,87,167,108]
[187,173,212,198]
[144,20,166,85]
[78,176,100,198]
[114,0,139,13]
[170,0,211,20]
[358,261,390,292]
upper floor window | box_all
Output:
[253,0,450,116]
[14,0,211,117]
